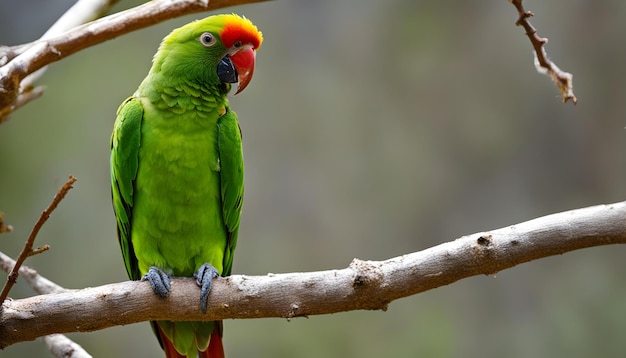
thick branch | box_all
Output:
[1,201,624,348]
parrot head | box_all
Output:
[154,14,263,94]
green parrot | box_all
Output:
[110,14,262,358]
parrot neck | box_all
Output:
[137,73,228,118]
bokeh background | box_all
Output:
[1,0,625,357]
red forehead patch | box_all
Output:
[220,17,263,50]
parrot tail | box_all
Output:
[200,329,225,358]
[156,325,185,358]
[156,323,225,358]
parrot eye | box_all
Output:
[199,32,216,47]
[233,41,242,48]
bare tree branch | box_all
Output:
[0,0,268,122]
[0,176,81,357]
[42,334,92,358]
[42,0,122,39]
[1,201,624,348]
[509,0,577,104]
[0,0,120,122]
[0,249,89,357]
[18,0,123,96]
[0,176,76,305]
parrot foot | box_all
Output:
[142,266,171,298]
[193,263,219,313]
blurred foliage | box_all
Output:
[1,0,626,357]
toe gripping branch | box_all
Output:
[142,266,171,298]
[194,263,220,314]
[141,264,219,313]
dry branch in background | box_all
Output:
[0,176,76,305]
[2,201,625,348]
[0,0,267,122]
[509,0,577,104]
[0,252,90,358]
[42,334,92,358]
[0,176,84,357]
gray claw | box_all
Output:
[193,263,219,313]
[142,266,171,298]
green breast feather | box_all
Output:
[110,97,243,279]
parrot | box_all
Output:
[110,14,262,358]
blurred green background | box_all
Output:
[1,0,626,357]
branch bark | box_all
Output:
[0,254,91,358]
[1,201,625,348]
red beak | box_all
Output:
[229,46,256,94]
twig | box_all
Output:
[0,212,13,234]
[0,0,268,122]
[1,201,625,347]
[27,245,50,257]
[0,175,76,305]
[0,180,81,357]
[509,0,577,104]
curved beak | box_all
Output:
[229,45,256,94]
[216,45,257,95]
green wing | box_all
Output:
[217,106,244,277]
[110,97,143,280]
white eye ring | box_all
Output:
[199,32,216,47]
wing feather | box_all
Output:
[217,107,244,277]
[111,97,143,280]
